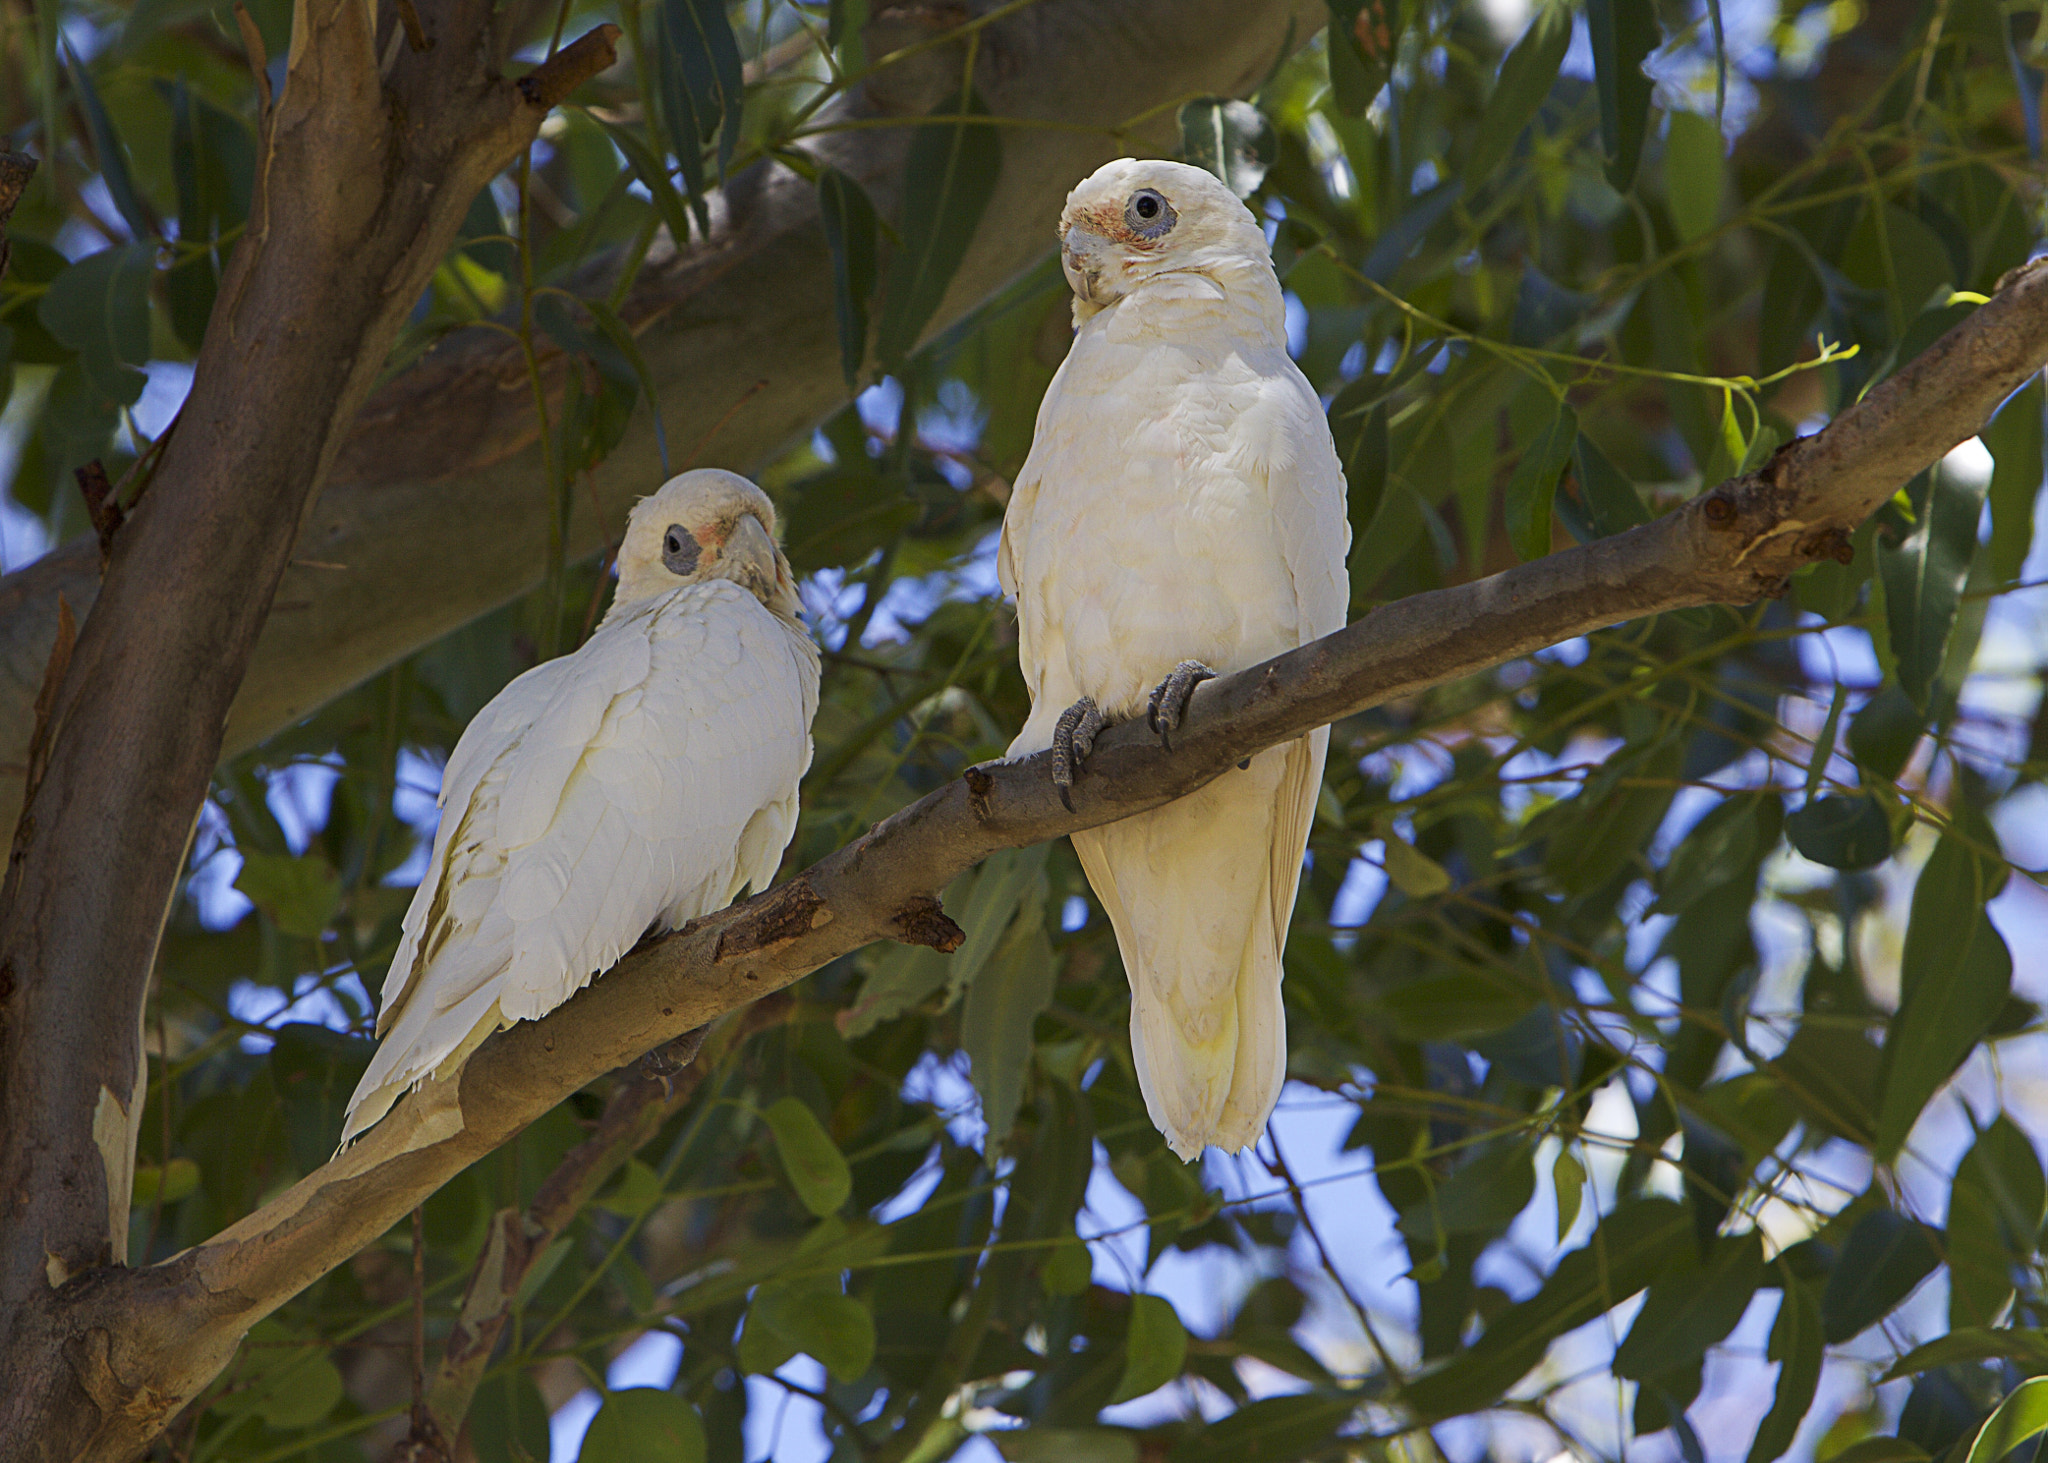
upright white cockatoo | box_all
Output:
[341,469,821,1144]
[998,159,1351,1160]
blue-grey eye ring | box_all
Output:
[662,525,701,575]
[1125,188,1176,239]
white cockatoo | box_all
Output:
[998,159,1351,1160]
[341,469,821,1144]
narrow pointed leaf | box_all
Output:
[1465,3,1573,188]
[1506,400,1578,561]
[1585,0,1659,190]
[876,85,1001,367]
[817,166,879,390]
[1747,1281,1823,1463]
[1879,464,1988,713]
[64,40,153,239]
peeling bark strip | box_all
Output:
[24,258,2048,1461]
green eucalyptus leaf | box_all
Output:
[1403,1197,1689,1419]
[1465,2,1573,188]
[1110,1293,1188,1404]
[1664,110,1725,243]
[1985,378,2043,586]
[741,1277,876,1382]
[1820,1209,1942,1342]
[1879,463,1988,714]
[1948,1116,2047,1328]
[1505,399,1577,561]
[817,166,880,390]
[1614,1230,1763,1380]
[582,1388,708,1463]
[1748,1282,1823,1463]
[1883,1328,2048,1383]
[1963,1378,2048,1463]
[876,84,1001,368]
[233,850,342,939]
[1786,793,1894,871]
[1875,828,2013,1158]
[38,244,152,406]
[762,1096,851,1217]
[1585,0,1659,190]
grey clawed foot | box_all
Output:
[1146,660,1217,752]
[1051,697,1105,811]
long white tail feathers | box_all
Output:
[1125,908,1287,1160]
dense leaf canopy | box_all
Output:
[2,0,2046,1459]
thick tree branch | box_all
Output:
[44,256,2048,1461]
[0,0,1323,834]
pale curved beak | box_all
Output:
[1060,222,1118,305]
[722,512,782,597]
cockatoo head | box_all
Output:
[1055,158,1275,323]
[614,469,801,622]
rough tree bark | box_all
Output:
[0,0,1324,833]
[0,0,620,1452]
[23,241,2048,1460]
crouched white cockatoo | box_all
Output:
[341,469,821,1144]
[999,159,1350,1160]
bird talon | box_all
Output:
[1051,696,1104,799]
[1147,660,1217,751]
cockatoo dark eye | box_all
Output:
[662,525,700,575]
[1124,188,1176,239]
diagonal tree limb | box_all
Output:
[45,254,2048,1463]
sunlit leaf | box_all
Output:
[1964,1378,2048,1463]
[1883,1328,2048,1383]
